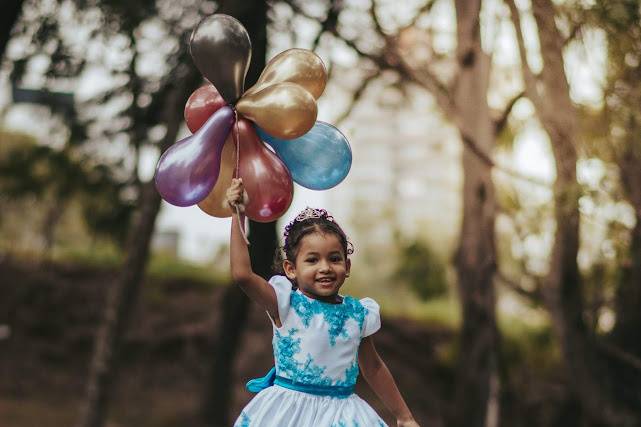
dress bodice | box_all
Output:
[268,275,381,388]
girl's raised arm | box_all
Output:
[358,336,420,427]
[227,179,281,325]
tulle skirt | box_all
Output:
[233,385,387,427]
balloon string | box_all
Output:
[233,109,250,246]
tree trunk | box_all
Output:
[76,72,200,427]
[40,197,66,259]
[451,1,499,426]
[508,0,633,423]
[200,2,269,426]
[614,143,641,358]
[201,221,276,427]
[0,0,23,62]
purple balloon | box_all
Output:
[155,106,234,207]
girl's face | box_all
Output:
[283,232,351,302]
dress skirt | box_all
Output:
[233,385,388,427]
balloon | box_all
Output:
[258,122,352,190]
[190,14,251,104]
[244,48,327,99]
[197,135,236,218]
[235,119,294,222]
[236,82,317,140]
[155,106,234,207]
[184,85,227,133]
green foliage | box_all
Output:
[499,314,559,376]
[52,244,228,288]
[0,140,134,246]
[53,243,124,267]
[147,253,228,289]
[593,0,640,31]
[77,164,135,246]
[0,143,80,198]
[393,239,448,301]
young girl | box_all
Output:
[226,178,419,427]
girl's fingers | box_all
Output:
[225,179,248,210]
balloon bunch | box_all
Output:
[155,14,352,224]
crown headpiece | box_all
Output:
[284,207,334,238]
[294,207,332,222]
[282,207,354,255]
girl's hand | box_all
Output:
[225,178,249,212]
[397,418,420,427]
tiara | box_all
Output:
[283,207,334,238]
[282,207,354,255]
[294,207,333,222]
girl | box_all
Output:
[226,178,419,427]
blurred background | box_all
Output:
[1,0,640,426]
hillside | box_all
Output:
[0,259,452,427]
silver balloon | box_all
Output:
[190,14,252,104]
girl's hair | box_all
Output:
[273,207,354,275]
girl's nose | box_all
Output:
[318,260,331,272]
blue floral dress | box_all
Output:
[233,275,387,427]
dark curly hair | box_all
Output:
[272,208,354,276]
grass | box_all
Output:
[53,244,123,268]
[49,244,229,289]
[498,310,560,372]
[17,243,556,366]
[147,253,228,288]
[382,294,461,329]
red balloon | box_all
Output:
[184,85,228,133]
[235,119,294,222]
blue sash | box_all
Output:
[245,366,354,399]
[245,366,277,393]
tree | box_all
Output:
[578,1,641,412]
[280,1,522,424]
[506,0,637,424]
[394,238,448,301]
[3,3,203,426]
[58,2,204,426]
[199,3,271,426]
[0,0,24,61]
[594,0,641,360]
[0,142,133,255]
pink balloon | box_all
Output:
[184,85,228,133]
[235,119,294,222]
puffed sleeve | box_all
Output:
[268,275,294,325]
[360,297,381,337]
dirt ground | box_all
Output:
[0,259,453,427]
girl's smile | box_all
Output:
[284,232,351,303]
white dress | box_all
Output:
[233,275,387,427]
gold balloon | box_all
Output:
[197,135,236,218]
[244,48,327,99]
[236,82,317,140]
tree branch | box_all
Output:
[505,0,543,107]
[333,72,377,126]
[332,25,551,189]
[290,0,551,189]
[311,0,342,50]
[494,91,524,135]
[396,57,458,119]
[407,0,438,29]
[369,0,385,36]
[496,271,542,302]
[596,340,641,374]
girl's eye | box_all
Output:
[330,256,343,262]
[305,258,317,263]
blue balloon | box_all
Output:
[257,122,352,190]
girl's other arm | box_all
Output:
[227,179,280,325]
[358,336,419,427]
